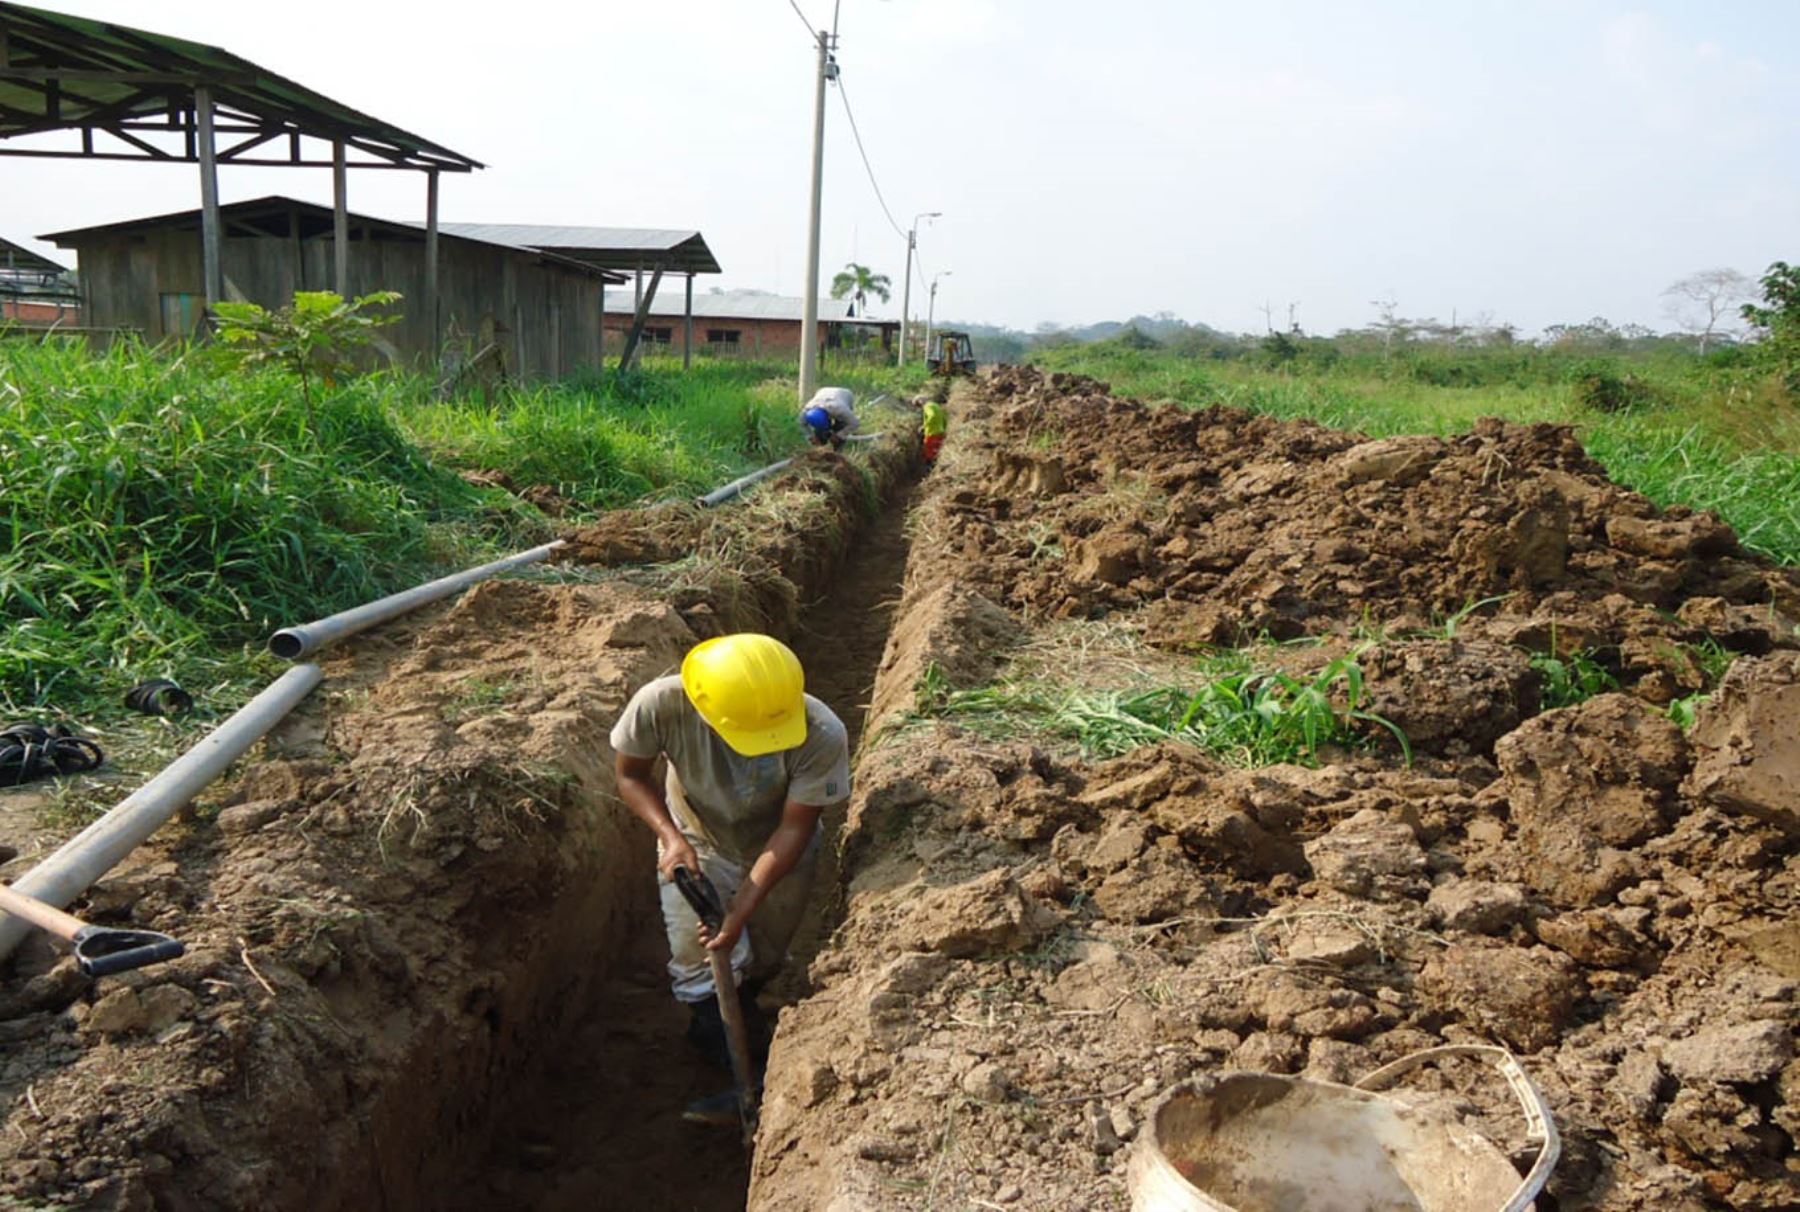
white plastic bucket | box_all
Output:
[1128,1046,1559,1212]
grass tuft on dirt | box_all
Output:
[910,648,1409,765]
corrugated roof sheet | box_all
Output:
[43,195,625,283]
[604,289,886,323]
[0,233,67,275]
[0,2,480,172]
[440,223,721,273]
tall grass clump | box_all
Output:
[0,338,513,708]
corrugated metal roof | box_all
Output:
[441,223,722,274]
[0,233,67,276]
[603,290,880,323]
[43,196,626,283]
[0,2,480,172]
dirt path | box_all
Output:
[441,480,920,1212]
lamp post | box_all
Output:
[925,270,952,363]
[898,210,940,367]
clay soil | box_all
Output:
[5,368,1798,1212]
[749,368,1799,1211]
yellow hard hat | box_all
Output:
[680,634,808,756]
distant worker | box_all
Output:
[800,385,859,449]
[611,633,850,1126]
[921,399,947,463]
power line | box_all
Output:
[835,76,907,241]
[784,0,817,36]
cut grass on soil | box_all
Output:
[910,649,1410,767]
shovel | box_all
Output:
[672,864,758,1148]
[0,882,185,977]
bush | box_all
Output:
[1570,361,1653,413]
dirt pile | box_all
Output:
[929,365,1800,713]
[751,373,1798,1211]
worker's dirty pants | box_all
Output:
[657,827,820,1004]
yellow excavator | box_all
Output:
[926,330,977,377]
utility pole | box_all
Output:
[798,27,836,403]
[925,270,952,361]
[898,210,940,367]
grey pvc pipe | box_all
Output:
[695,429,893,509]
[697,457,795,508]
[269,540,566,659]
[0,663,324,962]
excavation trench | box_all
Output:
[441,480,921,1212]
[0,437,924,1211]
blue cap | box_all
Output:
[802,406,831,432]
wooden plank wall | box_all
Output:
[69,223,603,380]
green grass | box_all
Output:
[911,649,1409,767]
[1031,343,1800,564]
[0,337,915,715]
[1530,648,1619,709]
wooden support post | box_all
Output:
[332,139,348,295]
[195,86,223,312]
[683,272,694,371]
[424,168,440,356]
[616,267,664,377]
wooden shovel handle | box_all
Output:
[0,880,88,943]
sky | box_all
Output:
[4,0,1798,337]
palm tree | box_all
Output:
[829,263,892,318]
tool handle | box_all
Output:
[73,927,186,977]
[0,880,88,943]
[708,948,759,1149]
[672,865,726,933]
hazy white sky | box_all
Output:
[5,1,1797,335]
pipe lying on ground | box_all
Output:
[0,663,325,963]
[696,431,893,508]
[269,540,566,660]
[697,457,796,508]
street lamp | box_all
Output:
[925,270,953,363]
[898,210,940,367]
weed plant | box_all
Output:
[1530,648,1619,709]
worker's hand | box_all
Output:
[697,911,747,955]
[658,834,700,884]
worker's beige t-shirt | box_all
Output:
[610,675,850,863]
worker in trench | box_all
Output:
[800,384,860,449]
[610,633,850,1125]
[921,397,948,463]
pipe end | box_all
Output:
[268,630,307,661]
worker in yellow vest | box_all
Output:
[921,399,947,463]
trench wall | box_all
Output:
[0,432,919,1212]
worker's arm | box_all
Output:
[700,798,828,953]
[614,752,699,882]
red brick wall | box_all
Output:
[602,314,815,356]
[1,298,80,325]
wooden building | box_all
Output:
[601,289,897,359]
[44,197,625,378]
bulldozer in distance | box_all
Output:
[926,330,977,377]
